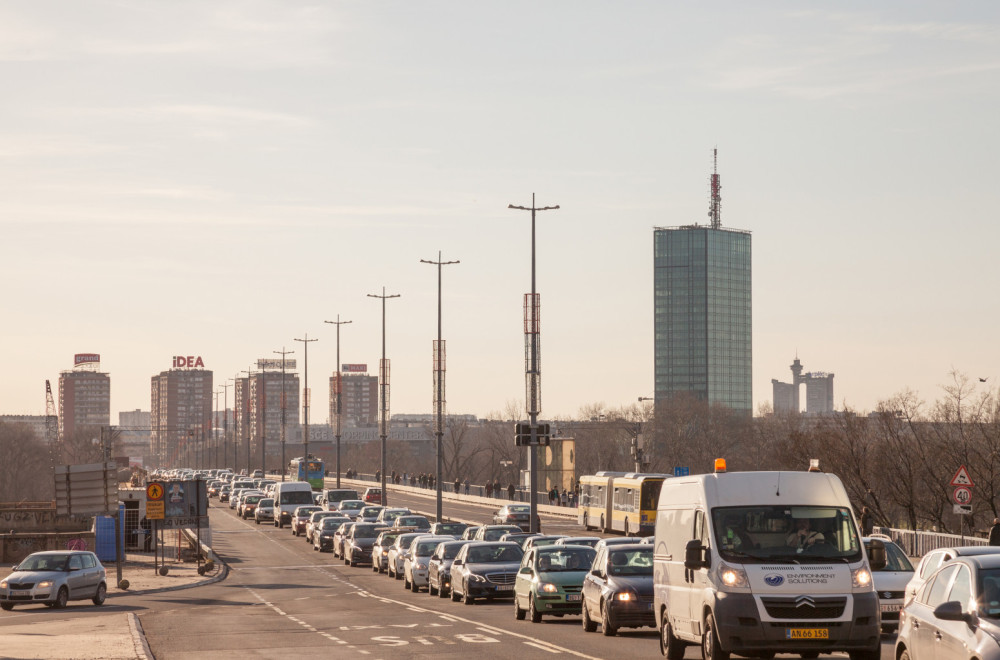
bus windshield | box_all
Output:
[711,506,862,563]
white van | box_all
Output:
[272,481,315,528]
[653,461,885,660]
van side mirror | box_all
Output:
[867,539,887,571]
[684,539,709,570]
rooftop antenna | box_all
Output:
[709,147,722,229]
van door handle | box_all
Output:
[934,632,942,641]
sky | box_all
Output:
[3,1,999,422]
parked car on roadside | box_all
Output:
[0,551,107,610]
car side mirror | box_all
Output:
[519,567,532,575]
[454,559,463,566]
[591,569,602,577]
[684,539,709,570]
[934,600,976,626]
[866,539,887,571]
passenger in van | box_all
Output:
[722,515,755,550]
[786,518,824,549]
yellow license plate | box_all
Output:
[786,629,829,640]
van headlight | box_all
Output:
[719,562,749,589]
[852,567,872,589]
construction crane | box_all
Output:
[45,380,58,449]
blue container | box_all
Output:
[95,505,125,562]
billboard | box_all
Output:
[257,358,297,371]
[74,353,100,366]
[342,364,368,373]
[173,355,205,368]
[54,462,118,515]
[156,479,209,529]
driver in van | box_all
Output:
[786,518,824,549]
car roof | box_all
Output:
[961,554,1000,569]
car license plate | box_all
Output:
[566,594,582,602]
[11,590,29,597]
[495,584,514,591]
[881,603,901,613]
[786,629,828,640]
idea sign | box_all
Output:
[173,356,205,369]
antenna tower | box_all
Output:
[709,148,722,229]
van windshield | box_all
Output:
[711,506,862,563]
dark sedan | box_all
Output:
[313,518,346,553]
[450,542,524,604]
[581,543,654,636]
[428,540,471,598]
[343,523,389,567]
[493,504,531,529]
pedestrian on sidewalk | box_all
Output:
[508,483,515,500]
[464,478,470,495]
[990,519,1000,546]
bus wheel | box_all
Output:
[583,512,590,531]
[600,514,605,532]
[625,519,630,536]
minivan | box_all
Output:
[653,460,885,660]
[320,488,360,511]
[272,481,315,528]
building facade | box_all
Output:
[653,225,752,413]
[150,367,213,468]
[58,363,111,441]
[771,357,835,415]
[329,370,378,429]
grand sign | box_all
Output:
[74,353,100,366]
[173,356,205,368]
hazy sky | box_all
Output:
[3,1,998,421]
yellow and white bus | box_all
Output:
[578,472,670,536]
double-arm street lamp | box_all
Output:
[368,287,400,508]
[324,316,352,489]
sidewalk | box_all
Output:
[1,532,226,659]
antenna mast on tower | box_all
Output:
[709,148,722,229]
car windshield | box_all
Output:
[361,507,382,517]
[400,517,428,527]
[414,540,441,556]
[353,525,381,539]
[260,499,273,506]
[877,540,915,572]
[19,554,71,571]
[296,507,321,517]
[979,569,1000,618]
[378,533,400,546]
[536,547,596,572]
[712,506,863,563]
[467,545,523,563]
[606,548,654,576]
[437,523,467,536]
[508,506,529,514]
[440,543,465,559]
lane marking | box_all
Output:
[525,641,562,654]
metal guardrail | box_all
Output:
[874,526,989,558]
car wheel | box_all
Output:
[255,519,260,525]
[349,555,357,568]
[463,583,475,605]
[514,593,526,620]
[529,594,542,623]
[429,582,438,596]
[1,603,14,611]
[659,617,684,659]
[451,584,461,602]
[898,650,911,660]
[403,572,411,589]
[92,582,107,606]
[313,543,318,551]
[410,577,419,593]
[54,587,69,609]
[601,600,617,636]
[702,614,729,660]
[395,566,403,581]
[581,599,597,632]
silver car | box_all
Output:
[1,551,107,610]
[864,535,915,632]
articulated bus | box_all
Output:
[578,472,670,536]
[289,456,325,489]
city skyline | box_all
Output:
[3,3,998,420]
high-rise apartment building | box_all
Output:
[58,354,111,441]
[329,365,378,429]
[150,362,213,468]
[247,369,301,468]
[772,357,835,415]
[653,152,752,414]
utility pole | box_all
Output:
[324,316,352,489]
[367,287,400,508]
[240,366,256,476]
[421,251,459,523]
[274,348,294,482]
[294,333,319,475]
[508,194,559,534]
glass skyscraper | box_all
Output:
[653,225,752,414]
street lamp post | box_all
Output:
[324,316,352,489]
[294,333,318,476]
[240,366,257,476]
[508,194,559,534]
[221,380,232,471]
[421,251,459,523]
[274,348,294,482]
[368,287,400,508]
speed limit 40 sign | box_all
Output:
[953,486,973,505]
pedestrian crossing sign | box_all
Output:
[950,465,974,487]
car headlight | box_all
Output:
[719,562,749,589]
[382,550,389,555]
[416,562,427,570]
[852,567,872,589]
[0,580,6,589]
[38,581,53,589]
[615,591,636,601]
[540,582,558,593]
[469,574,487,583]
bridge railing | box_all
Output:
[873,526,989,558]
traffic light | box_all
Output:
[514,422,552,446]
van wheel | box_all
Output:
[660,618,684,659]
[848,649,880,660]
[702,614,730,660]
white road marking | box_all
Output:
[525,641,562,653]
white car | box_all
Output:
[903,545,1000,604]
[864,535,914,632]
[403,536,452,593]
[255,498,275,524]
[387,533,424,580]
